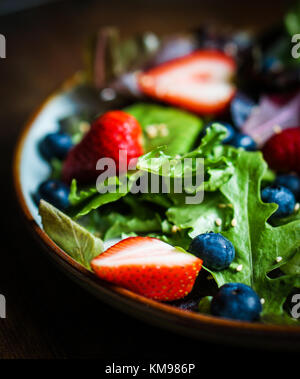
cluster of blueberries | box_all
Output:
[36,131,73,210]
[205,91,258,151]
[189,233,262,322]
[205,121,257,152]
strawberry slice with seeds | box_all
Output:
[91,237,203,301]
[138,50,236,115]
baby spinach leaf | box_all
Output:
[39,200,103,269]
[125,103,203,155]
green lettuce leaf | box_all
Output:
[39,200,103,269]
[74,192,165,241]
[281,249,300,276]
[136,124,235,192]
[69,124,233,218]
[208,150,300,323]
[271,208,300,227]
[69,179,98,206]
[167,192,234,238]
[69,175,133,218]
[103,212,161,241]
[165,147,300,323]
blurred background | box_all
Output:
[0,0,297,359]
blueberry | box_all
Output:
[275,175,300,200]
[211,283,262,322]
[230,92,256,129]
[231,133,257,151]
[36,179,70,210]
[204,122,236,144]
[261,185,296,218]
[189,233,235,271]
[39,132,73,161]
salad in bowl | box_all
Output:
[28,2,300,327]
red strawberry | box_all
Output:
[138,50,236,115]
[262,127,300,174]
[91,237,203,301]
[62,110,144,184]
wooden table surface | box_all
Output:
[0,0,297,359]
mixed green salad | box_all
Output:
[35,2,300,325]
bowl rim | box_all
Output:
[13,74,300,340]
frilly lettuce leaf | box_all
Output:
[69,175,134,218]
[210,150,300,323]
[166,192,234,238]
[281,249,300,276]
[69,124,234,218]
[165,146,300,323]
[137,124,235,190]
[271,208,300,227]
[103,213,161,241]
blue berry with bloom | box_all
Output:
[189,233,235,271]
[275,175,300,200]
[261,185,296,218]
[211,283,262,322]
[36,179,70,210]
[39,132,73,161]
[231,133,257,151]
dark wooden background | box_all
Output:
[0,0,297,359]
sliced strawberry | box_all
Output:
[91,237,203,301]
[262,127,300,174]
[138,50,236,115]
[62,110,144,184]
